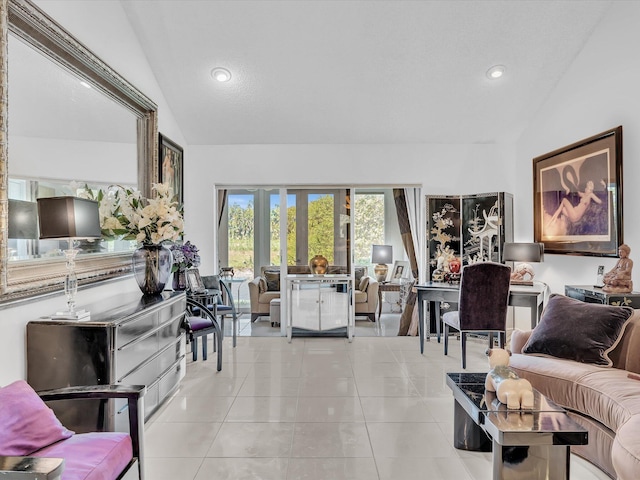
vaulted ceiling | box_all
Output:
[119,0,610,146]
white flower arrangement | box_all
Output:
[77,182,184,245]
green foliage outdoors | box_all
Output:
[228,203,254,271]
[354,194,385,264]
[306,195,335,263]
[228,193,385,273]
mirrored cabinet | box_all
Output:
[287,275,353,341]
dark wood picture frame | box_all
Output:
[533,126,623,257]
[159,133,184,205]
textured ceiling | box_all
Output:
[118,1,612,146]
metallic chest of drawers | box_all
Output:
[27,291,186,433]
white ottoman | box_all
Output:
[270,298,281,327]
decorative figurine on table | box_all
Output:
[485,348,534,410]
[220,267,234,279]
[510,263,535,284]
[432,245,457,282]
[446,257,461,284]
[603,244,633,293]
[309,255,328,274]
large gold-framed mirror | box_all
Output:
[0,0,158,302]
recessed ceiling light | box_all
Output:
[211,67,231,83]
[79,80,92,89]
[486,65,505,79]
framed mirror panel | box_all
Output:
[0,0,158,302]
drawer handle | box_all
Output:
[119,313,185,351]
[146,355,186,389]
[118,334,185,382]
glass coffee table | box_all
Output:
[446,373,588,480]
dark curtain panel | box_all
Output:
[217,189,227,227]
[393,188,418,335]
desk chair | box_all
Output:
[184,297,222,371]
[202,275,238,347]
[442,262,511,369]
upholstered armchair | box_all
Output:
[354,276,379,322]
[248,266,284,322]
[0,381,146,480]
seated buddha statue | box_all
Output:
[602,244,633,293]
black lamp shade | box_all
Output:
[8,199,38,239]
[372,244,393,264]
[37,197,101,239]
[503,242,544,263]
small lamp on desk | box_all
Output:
[503,242,544,286]
[37,196,102,319]
[371,244,392,282]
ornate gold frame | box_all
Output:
[0,0,158,302]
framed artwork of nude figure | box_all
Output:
[533,126,623,257]
[159,133,184,206]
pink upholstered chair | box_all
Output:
[0,380,145,480]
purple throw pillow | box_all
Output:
[0,380,74,455]
[523,294,634,366]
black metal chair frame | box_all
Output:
[215,279,238,347]
[184,297,223,371]
[200,276,239,348]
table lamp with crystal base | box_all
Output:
[502,242,544,286]
[371,244,393,283]
[37,197,102,319]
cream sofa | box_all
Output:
[248,265,379,322]
[509,295,640,480]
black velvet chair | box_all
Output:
[184,297,222,371]
[442,262,511,369]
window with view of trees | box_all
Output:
[222,188,397,313]
[354,193,385,267]
[227,189,386,272]
[227,193,254,277]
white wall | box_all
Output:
[0,1,186,384]
[32,0,186,146]
[515,1,640,295]
[0,277,142,386]
[185,143,512,275]
[11,136,136,185]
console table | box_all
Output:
[415,282,545,354]
[565,284,640,308]
[447,372,587,479]
[27,291,186,433]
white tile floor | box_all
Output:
[144,321,611,480]
[233,311,405,338]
